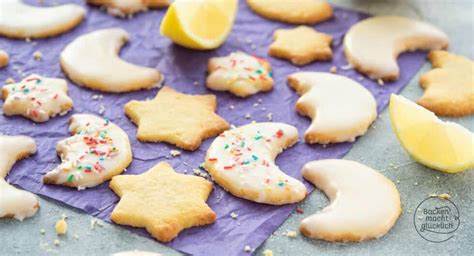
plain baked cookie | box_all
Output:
[418,50,474,116]
[0,0,85,39]
[0,50,9,68]
[60,28,163,93]
[124,86,229,150]
[288,72,377,144]
[0,135,39,221]
[247,0,333,24]
[1,74,73,122]
[301,159,402,242]
[88,0,170,17]
[110,162,216,242]
[269,26,332,65]
[207,52,273,97]
[43,114,132,189]
[205,122,307,205]
[344,16,449,81]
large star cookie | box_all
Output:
[110,162,216,242]
[88,0,170,17]
[247,0,333,24]
[207,52,273,97]
[1,74,73,122]
[269,26,332,66]
[124,86,229,150]
[418,50,474,116]
[0,135,39,221]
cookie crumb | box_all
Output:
[229,105,235,110]
[25,38,31,43]
[193,81,199,86]
[377,79,384,86]
[244,245,252,253]
[329,65,337,74]
[98,104,106,115]
[296,207,304,214]
[245,113,251,119]
[33,51,43,61]
[199,172,208,178]
[5,78,15,84]
[286,230,297,238]
[258,98,263,103]
[91,94,103,101]
[90,218,104,229]
[55,218,68,235]
[74,234,80,240]
[53,239,60,246]
[170,149,181,157]
[430,193,451,200]
[230,211,238,219]
[40,229,46,235]
[340,64,353,70]
[267,113,273,121]
[193,169,201,176]
[253,102,259,107]
[263,249,273,256]
[414,182,418,186]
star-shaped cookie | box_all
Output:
[124,86,229,150]
[418,50,474,116]
[109,162,216,242]
[268,26,332,66]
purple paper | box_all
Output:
[0,1,427,255]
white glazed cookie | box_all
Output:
[88,0,170,17]
[207,52,274,97]
[0,135,39,221]
[43,114,133,189]
[0,0,85,39]
[0,50,8,68]
[300,159,402,242]
[344,16,449,81]
[288,72,377,144]
[205,122,307,205]
[1,74,73,122]
[60,28,163,93]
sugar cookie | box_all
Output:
[344,16,449,80]
[124,86,229,150]
[110,162,216,242]
[269,26,332,65]
[88,0,170,17]
[1,74,73,122]
[205,122,307,205]
[301,159,401,242]
[207,52,273,97]
[60,28,163,93]
[418,50,474,116]
[288,72,377,144]
[0,0,85,39]
[43,114,132,189]
[247,0,333,24]
[0,135,39,221]
[0,50,9,68]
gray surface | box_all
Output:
[1,0,473,255]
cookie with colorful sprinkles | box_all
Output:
[43,114,132,189]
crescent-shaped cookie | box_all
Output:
[88,0,170,17]
[344,16,449,80]
[43,114,133,189]
[288,72,377,144]
[0,0,85,39]
[301,159,402,242]
[60,28,162,93]
[205,122,307,205]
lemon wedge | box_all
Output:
[160,0,238,50]
[390,94,474,173]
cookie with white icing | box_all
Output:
[0,135,39,221]
[344,16,449,81]
[60,28,163,93]
[288,72,377,144]
[207,52,274,97]
[0,50,8,68]
[205,122,307,205]
[88,0,170,17]
[1,74,73,122]
[301,159,401,242]
[0,0,85,39]
[43,114,132,189]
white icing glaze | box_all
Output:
[60,28,162,93]
[207,52,273,97]
[301,159,401,241]
[2,74,73,122]
[344,16,449,80]
[205,122,306,205]
[288,72,377,144]
[0,0,85,39]
[0,135,38,221]
[43,114,132,189]
[112,251,162,256]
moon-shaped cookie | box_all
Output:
[288,72,377,144]
[0,135,39,221]
[0,0,85,39]
[300,159,401,242]
[205,122,307,205]
[344,16,449,80]
[60,28,162,93]
[43,114,133,189]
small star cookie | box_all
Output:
[88,0,170,17]
[124,86,229,150]
[247,0,333,24]
[418,50,474,116]
[207,52,274,97]
[269,26,332,66]
[110,162,216,242]
[0,50,8,68]
[1,74,73,122]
